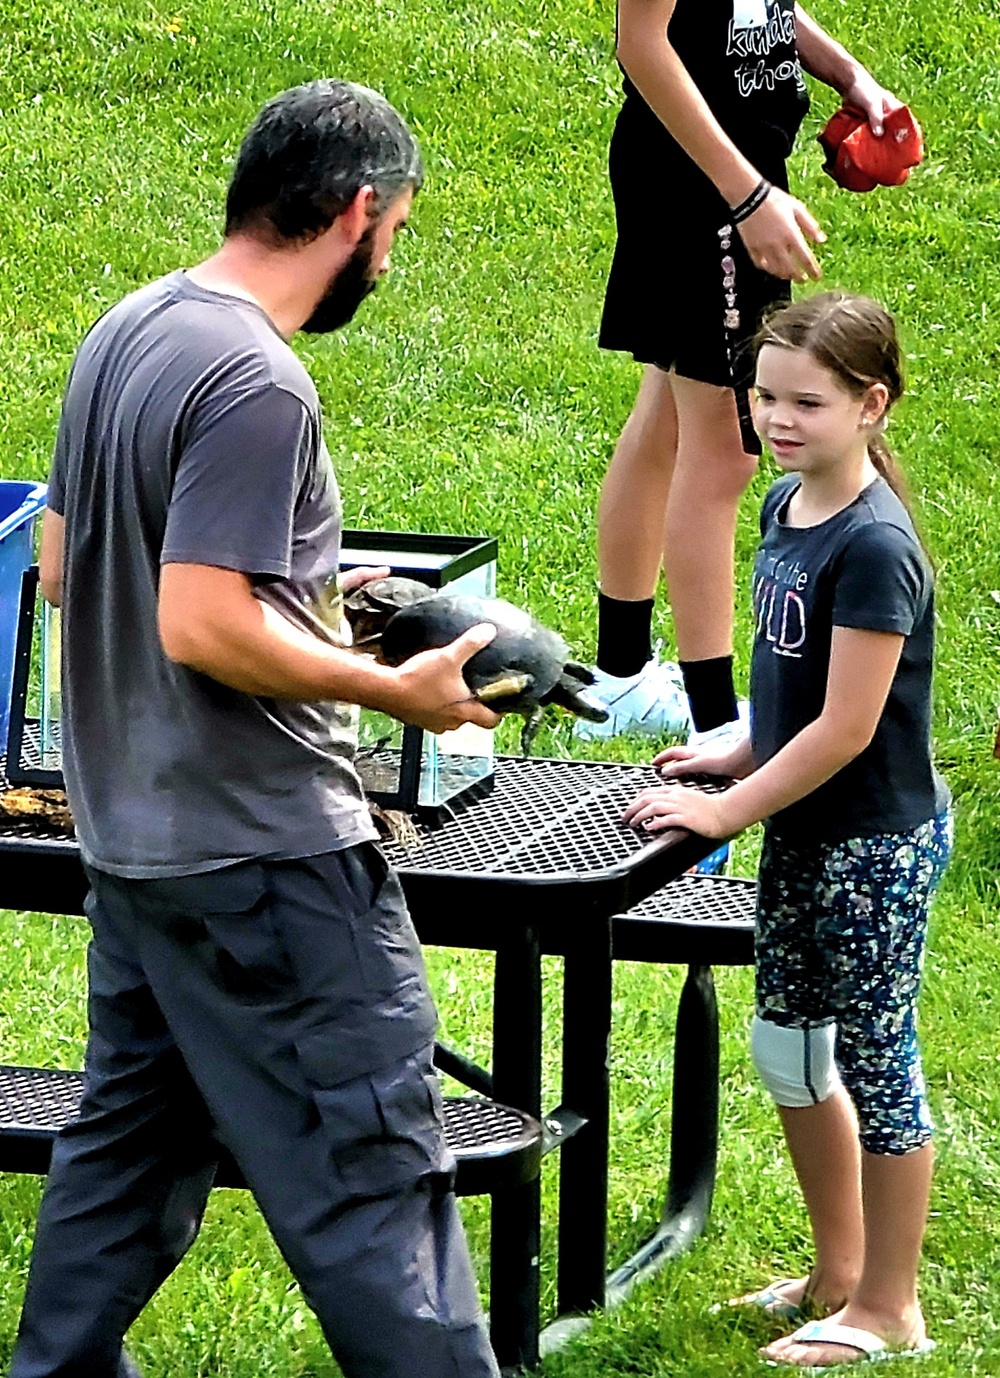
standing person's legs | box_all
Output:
[762,813,952,1366]
[581,368,691,739]
[770,1093,865,1312]
[89,846,499,1378]
[591,371,757,736]
[739,833,864,1317]
[664,373,758,734]
[596,365,678,671]
[10,897,221,1377]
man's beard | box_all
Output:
[300,225,378,335]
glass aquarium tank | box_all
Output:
[339,530,499,823]
[6,564,64,788]
[5,531,501,826]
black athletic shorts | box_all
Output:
[599,95,792,394]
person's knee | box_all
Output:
[751,1015,842,1108]
[667,439,757,508]
[856,1112,933,1157]
[669,376,758,488]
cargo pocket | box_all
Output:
[295,1041,454,1198]
[346,851,435,1001]
[164,865,286,1003]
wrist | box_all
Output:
[714,784,755,837]
[729,178,772,223]
[729,736,757,779]
[832,57,865,102]
[338,656,402,716]
[716,158,766,213]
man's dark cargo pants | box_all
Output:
[10,843,499,1377]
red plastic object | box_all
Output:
[818,104,924,192]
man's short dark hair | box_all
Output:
[225,79,423,244]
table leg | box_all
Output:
[605,963,719,1305]
[555,916,613,1317]
[488,924,542,1371]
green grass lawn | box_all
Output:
[3,0,1000,1372]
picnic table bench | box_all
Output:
[0,757,755,1371]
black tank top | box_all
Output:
[619,0,810,170]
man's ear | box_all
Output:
[340,185,377,247]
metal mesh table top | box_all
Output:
[0,756,728,886]
[382,758,727,882]
[0,1065,84,1133]
[0,757,76,848]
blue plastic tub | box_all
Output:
[0,481,48,755]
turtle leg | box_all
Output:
[475,672,533,703]
[542,674,610,724]
[368,803,421,848]
[519,707,544,757]
[562,660,598,687]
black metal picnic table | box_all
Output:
[0,755,755,1370]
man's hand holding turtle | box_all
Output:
[339,564,392,594]
[378,623,502,734]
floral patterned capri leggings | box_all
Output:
[755,811,953,1156]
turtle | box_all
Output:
[343,576,609,755]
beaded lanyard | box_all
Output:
[718,176,772,456]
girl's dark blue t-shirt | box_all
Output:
[750,475,949,843]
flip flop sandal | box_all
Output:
[763,1319,937,1368]
[727,1279,811,1321]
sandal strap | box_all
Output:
[791,1321,887,1356]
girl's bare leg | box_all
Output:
[763,1093,865,1313]
[597,365,678,602]
[763,1142,933,1367]
[662,373,758,662]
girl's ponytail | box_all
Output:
[866,433,911,510]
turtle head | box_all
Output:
[343,575,435,651]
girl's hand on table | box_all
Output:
[653,735,753,781]
[622,782,732,839]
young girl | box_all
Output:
[624,292,951,1367]
[583,1,905,743]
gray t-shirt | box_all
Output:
[49,270,377,877]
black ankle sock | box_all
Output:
[680,656,738,733]
[596,593,654,678]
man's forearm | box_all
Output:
[160,583,402,710]
[39,509,65,606]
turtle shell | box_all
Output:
[378,594,569,712]
[343,576,434,648]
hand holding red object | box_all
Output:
[818,104,924,192]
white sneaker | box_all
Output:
[686,699,751,748]
[573,655,692,741]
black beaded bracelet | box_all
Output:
[730,178,772,225]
